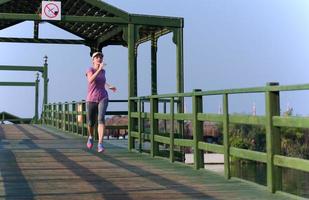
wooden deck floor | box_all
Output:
[0,124,294,200]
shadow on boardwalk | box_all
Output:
[0,124,294,200]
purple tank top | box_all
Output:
[86,67,108,102]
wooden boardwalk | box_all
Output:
[0,124,294,200]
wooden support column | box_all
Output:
[173,27,185,161]
[151,35,157,95]
[34,73,39,123]
[128,23,138,150]
[43,56,49,106]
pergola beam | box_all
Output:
[83,0,129,20]
[0,37,85,44]
[0,65,44,72]
[129,14,183,28]
[0,82,35,86]
[96,26,123,44]
[0,13,183,27]
[0,13,127,24]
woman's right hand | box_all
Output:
[98,63,104,71]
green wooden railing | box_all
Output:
[42,100,128,139]
[128,82,309,194]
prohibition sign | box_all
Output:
[44,3,59,19]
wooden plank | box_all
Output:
[198,142,224,154]
[229,115,266,125]
[0,124,296,200]
[154,135,170,144]
[273,116,309,128]
[274,155,309,173]
[197,113,223,122]
[230,147,267,163]
[174,138,193,147]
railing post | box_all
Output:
[72,101,76,133]
[192,89,204,169]
[138,99,142,152]
[48,104,51,125]
[34,73,39,123]
[76,103,82,135]
[64,102,68,131]
[58,103,62,129]
[170,97,175,162]
[81,101,87,136]
[223,93,231,179]
[150,97,159,157]
[128,99,135,150]
[265,82,282,193]
[163,101,167,133]
[53,103,56,127]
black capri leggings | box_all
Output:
[86,97,109,127]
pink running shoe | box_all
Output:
[87,137,93,149]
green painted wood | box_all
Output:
[150,98,159,157]
[130,112,139,118]
[154,135,170,144]
[198,142,224,154]
[83,0,129,20]
[138,99,142,152]
[265,82,282,193]
[200,87,266,95]
[130,14,183,28]
[274,155,309,173]
[34,21,39,39]
[96,27,123,44]
[223,94,231,179]
[43,57,48,105]
[144,133,151,141]
[267,83,309,92]
[64,103,69,132]
[154,113,171,120]
[137,29,171,45]
[0,37,85,44]
[230,147,267,163]
[0,65,44,72]
[273,116,309,128]
[197,113,223,122]
[0,82,35,86]
[174,138,193,147]
[34,75,39,123]
[71,102,76,135]
[128,23,136,151]
[192,89,204,170]
[170,98,175,162]
[174,113,192,120]
[229,115,266,125]
[175,28,184,156]
[131,131,139,138]
[151,36,158,95]
[0,13,127,24]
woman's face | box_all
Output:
[93,55,103,67]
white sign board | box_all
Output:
[41,1,61,21]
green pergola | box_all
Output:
[0,0,184,129]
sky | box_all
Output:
[1,0,309,118]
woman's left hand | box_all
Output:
[109,85,117,92]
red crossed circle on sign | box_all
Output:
[44,3,59,18]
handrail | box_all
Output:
[127,82,309,196]
[42,99,128,139]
